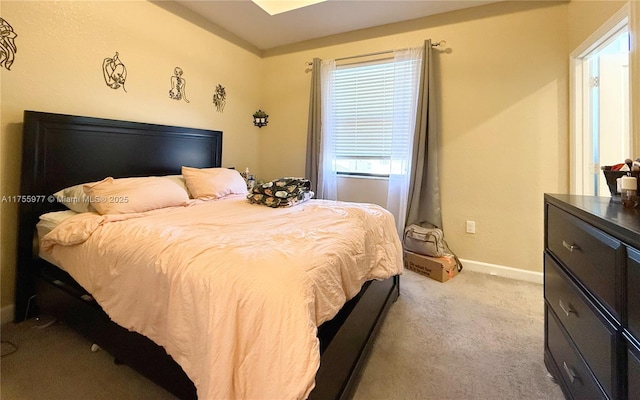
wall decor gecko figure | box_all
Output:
[102,52,127,92]
[169,67,189,103]
[0,17,18,71]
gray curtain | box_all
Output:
[405,40,442,228]
[305,57,322,195]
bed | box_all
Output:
[14,110,402,400]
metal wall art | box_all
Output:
[169,67,189,103]
[253,109,268,128]
[213,84,226,112]
[102,52,128,92]
[0,17,18,71]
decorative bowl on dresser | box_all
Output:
[544,194,640,400]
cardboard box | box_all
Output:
[403,250,459,282]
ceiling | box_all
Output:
[173,0,500,51]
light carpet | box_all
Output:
[352,269,564,400]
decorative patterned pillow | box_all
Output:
[247,178,313,208]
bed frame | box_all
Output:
[14,110,400,400]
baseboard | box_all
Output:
[1,304,15,325]
[459,258,543,284]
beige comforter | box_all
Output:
[41,196,403,399]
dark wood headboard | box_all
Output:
[15,110,223,321]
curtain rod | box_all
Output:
[336,49,393,62]
[305,40,445,66]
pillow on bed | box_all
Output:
[83,176,189,215]
[182,166,247,199]
[54,184,96,213]
[39,209,79,224]
[37,210,79,240]
[163,175,192,198]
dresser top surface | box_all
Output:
[545,194,640,249]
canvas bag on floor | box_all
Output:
[403,222,464,272]
[403,224,446,257]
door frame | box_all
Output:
[570,3,632,195]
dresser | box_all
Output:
[544,194,640,400]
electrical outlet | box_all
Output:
[466,220,476,234]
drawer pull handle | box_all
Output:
[562,240,581,253]
[558,299,575,317]
[563,361,579,384]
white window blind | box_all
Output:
[330,57,418,175]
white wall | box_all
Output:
[337,177,388,207]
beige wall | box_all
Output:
[0,1,263,309]
[261,1,570,273]
[567,0,628,51]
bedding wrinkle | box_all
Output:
[40,197,401,399]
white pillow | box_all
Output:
[163,175,191,198]
[83,176,189,215]
[39,210,79,224]
[54,184,95,213]
[182,166,248,199]
[37,210,79,237]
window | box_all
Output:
[329,57,419,176]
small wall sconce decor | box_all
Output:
[252,109,268,128]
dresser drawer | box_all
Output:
[546,307,606,400]
[626,334,640,400]
[546,204,623,319]
[627,247,640,339]
[544,253,617,398]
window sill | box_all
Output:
[336,173,389,181]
